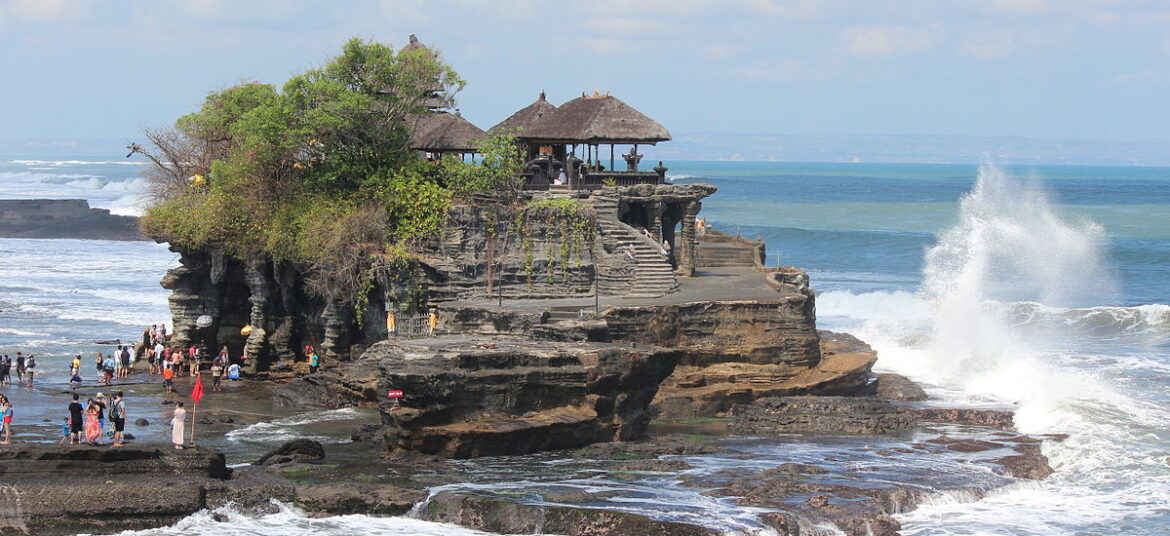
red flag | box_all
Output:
[191,375,205,403]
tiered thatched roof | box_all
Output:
[519,93,671,145]
[399,34,451,110]
[489,92,557,135]
[409,111,485,152]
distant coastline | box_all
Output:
[0,198,144,241]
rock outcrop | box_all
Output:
[0,199,143,241]
[421,491,720,536]
[374,337,680,458]
[731,396,916,435]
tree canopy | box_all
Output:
[137,38,523,303]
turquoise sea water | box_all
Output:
[1,157,1168,535]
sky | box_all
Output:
[2,0,1170,152]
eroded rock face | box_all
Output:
[650,330,876,419]
[372,337,680,458]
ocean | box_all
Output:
[1,157,1167,535]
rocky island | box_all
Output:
[0,199,143,241]
[0,36,1061,536]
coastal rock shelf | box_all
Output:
[0,199,143,241]
[374,338,680,458]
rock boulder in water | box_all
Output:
[255,439,325,466]
[295,483,425,516]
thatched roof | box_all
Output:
[489,92,557,135]
[519,93,671,144]
[409,111,485,152]
[399,34,451,110]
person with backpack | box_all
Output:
[109,391,127,447]
[24,355,36,386]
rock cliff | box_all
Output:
[374,337,680,458]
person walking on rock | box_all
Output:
[171,402,186,450]
[67,394,83,444]
[109,391,126,447]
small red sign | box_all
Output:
[386,390,404,398]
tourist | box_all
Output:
[309,350,320,374]
[171,350,183,377]
[188,345,199,376]
[95,352,105,384]
[158,323,167,341]
[0,356,10,386]
[57,417,71,444]
[94,393,107,436]
[0,394,11,444]
[147,345,157,375]
[154,340,166,369]
[67,394,83,444]
[24,354,35,386]
[171,402,186,450]
[162,366,175,394]
[70,354,81,376]
[109,391,126,447]
[83,398,101,445]
[102,354,116,385]
[227,361,241,381]
[15,352,24,383]
[120,345,132,378]
[210,361,223,392]
[148,324,158,346]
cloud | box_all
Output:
[702,43,744,59]
[581,37,628,55]
[2,0,90,22]
[736,58,826,81]
[584,17,673,35]
[840,24,945,58]
[1110,70,1170,86]
[982,0,1049,17]
[960,33,1018,59]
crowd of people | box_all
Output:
[0,323,246,448]
[63,391,128,447]
[0,352,37,387]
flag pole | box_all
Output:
[190,399,196,447]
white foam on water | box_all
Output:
[225,408,367,445]
[818,165,1170,534]
[83,500,526,536]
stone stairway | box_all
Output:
[589,195,678,299]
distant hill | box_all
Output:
[642,133,1170,167]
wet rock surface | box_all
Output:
[421,491,721,536]
[732,396,916,435]
[0,445,230,535]
[294,483,425,516]
[255,439,326,466]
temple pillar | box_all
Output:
[648,200,666,243]
[678,200,701,277]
